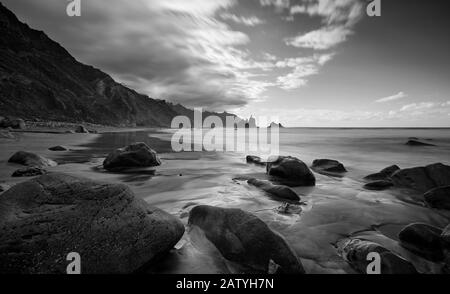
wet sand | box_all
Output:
[1,128,449,274]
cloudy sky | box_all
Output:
[3,0,450,127]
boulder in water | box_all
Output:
[391,163,450,192]
[405,140,436,147]
[49,145,68,151]
[8,151,57,168]
[311,159,347,175]
[266,156,315,187]
[424,186,450,210]
[364,165,400,181]
[188,205,305,274]
[0,173,184,274]
[398,223,444,261]
[247,178,300,201]
[103,142,161,171]
[337,238,417,274]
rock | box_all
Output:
[49,145,68,151]
[266,156,315,187]
[103,142,161,171]
[188,205,305,274]
[398,223,444,261]
[8,151,57,168]
[391,163,450,192]
[246,155,265,166]
[75,125,89,133]
[247,178,300,201]
[0,117,26,129]
[12,167,47,177]
[364,165,400,181]
[337,238,417,274]
[311,159,347,175]
[0,173,184,274]
[406,140,436,146]
[363,180,394,191]
[424,186,450,210]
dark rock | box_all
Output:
[103,142,161,171]
[364,165,400,181]
[311,159,347,175]
[406,140,436,147]
[363,180,394,191]
[247,178,300,201]
[398,223,444,261]
[75,125,89,133]
[246,155,265,166]
[49,145,68,151]
[12,167,47,177]
[338,238,417,274]
[8,151,57,168]
[0,173,184,274]
[424,186,450,210]
[266,156,315,187]
[391,163,450,192]
[408,137,419,140]
[188,205,305,274]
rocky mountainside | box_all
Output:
[0,3,235,127]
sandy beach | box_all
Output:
[2,128,449,274]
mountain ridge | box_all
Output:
[0,2,236,127]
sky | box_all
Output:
[3,0,450,127]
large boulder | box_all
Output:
[337,238,417,274]
[12,167,47,177]
[188,205,305,274]
[424,186,450,210]
[398,223,444,261]
[364,165,400,181]
[311,159,346,175]
[0,173,184,274]
[247,178,300,202]
[391,163,450,192]
[8,151,57,168]
[266,156,315,187]
[103,142,161,171]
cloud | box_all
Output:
[220,13,265,26]
[275,54,334,89]
[286,0,363,50]
[290,0,364,26]
[259,0,291,12]
[375,92,408,103]
[400,102,436,111]
[285,26,352,50]
[5,0,281,110]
